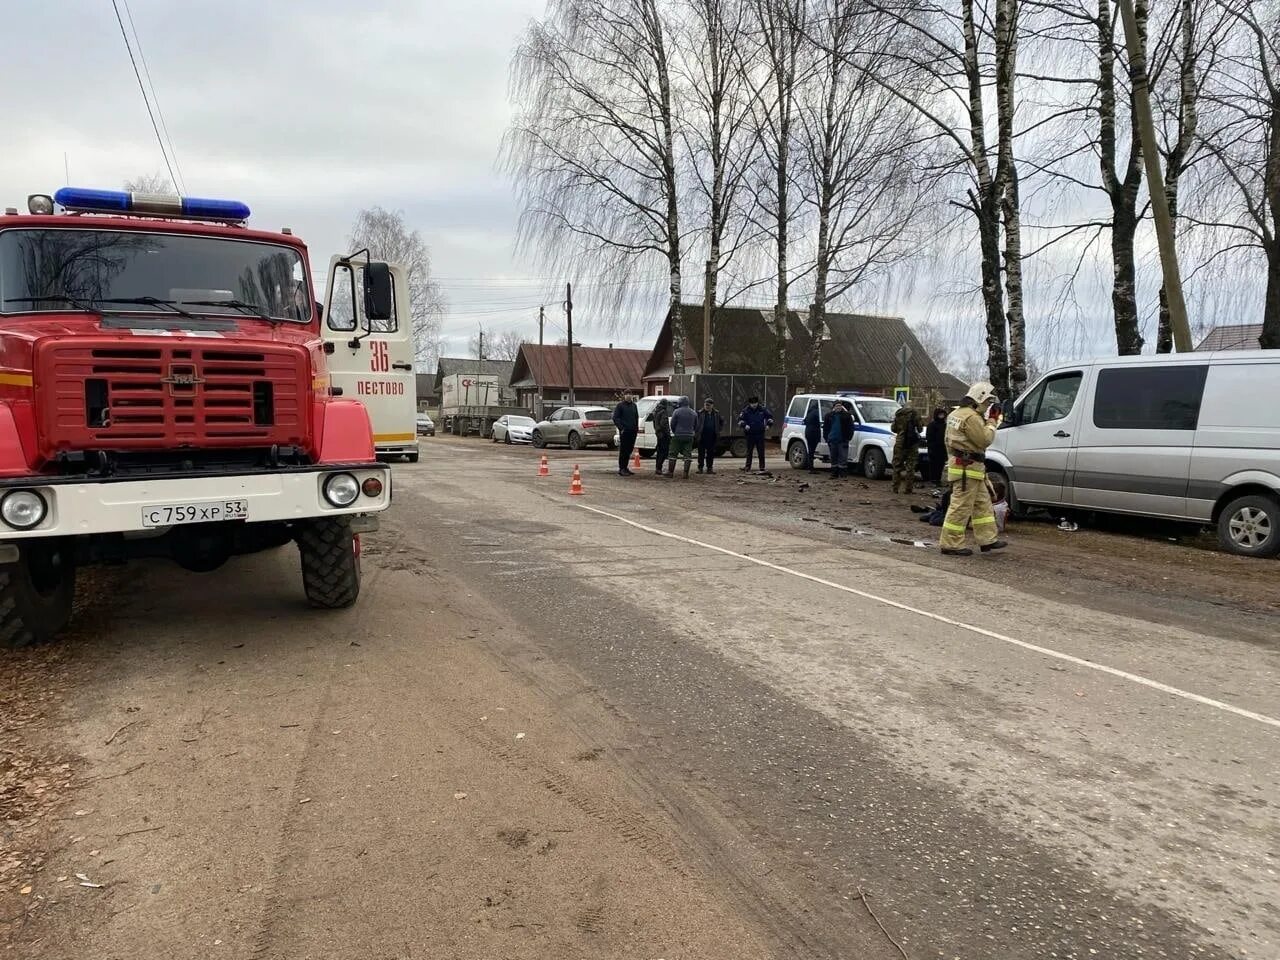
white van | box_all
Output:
[634,394,689,457]
[780,393,904,479]
[987,350,1280,557]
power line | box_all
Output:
[121,0,185,193]
[110,0,180,193]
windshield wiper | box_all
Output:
[98,297,201,322]
[185,298,282,325]
[4,294,103,318]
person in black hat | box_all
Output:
[737,395,774,471]
[695,397,724,473]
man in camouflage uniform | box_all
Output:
[939,381,1008,556]
[891,404,922,493]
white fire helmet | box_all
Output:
[966,381,998,406]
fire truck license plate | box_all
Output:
[140,500,249,527]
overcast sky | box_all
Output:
[1,0,585,357]
[2,1,1253,371]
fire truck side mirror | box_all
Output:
[363,262,394,322]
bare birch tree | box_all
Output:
[468,328,524,361]
[1195,0,1279,346]
[797,0,930,388]
[1149,0,1222,351]
[123,172,177,195]
[505,0,686,369]
[346,206,447,368]
[859,0,1015,395]
[995,0,1028,393]
[1097,0,1148,354]
[673,0,760,369]
[749,0,810,372]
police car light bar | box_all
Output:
[52,187,251,224]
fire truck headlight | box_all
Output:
[1,490,48,529]
[322,473,360,507]
[27,194,55,215]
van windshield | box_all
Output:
[0,228,310,324]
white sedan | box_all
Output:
[492,415,536,444]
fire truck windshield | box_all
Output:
[0,228,311,324]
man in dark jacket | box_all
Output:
[737,396,775,472]
[802,400,822,472]
[667,397,698,478]
[695,398,724,473]
[652,400,671,476]
[925,406,947,486]
[612,392,639,476]
[822,400,855,478]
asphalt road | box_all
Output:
[8,438,1279,959]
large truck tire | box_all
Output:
[297,518,361,609]
[0,541,76,649]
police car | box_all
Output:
[780,393,919,479]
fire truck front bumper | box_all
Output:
[0,463,391,540]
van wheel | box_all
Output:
[987,467,1017,513]
[297,518,361,608]
[639,448,654,459]
[1217,494,1280,558]
[407,452,419,463]
[0,542,77,648]
[861,447,888,481]
[787,441,807,470]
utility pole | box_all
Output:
[538,305,544,346]
[565,283,575,406]
[1117,0,1193,352]
[702,260,713,373]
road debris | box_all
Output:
[104,721,138,745]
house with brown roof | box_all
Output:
[642,303,966,402]
[1194,323,1265,351]
[509,343,649,417]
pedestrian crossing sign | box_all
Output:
[895,386,910,404]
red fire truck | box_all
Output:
[0,188,392,646]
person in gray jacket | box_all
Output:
[666,397,698,478]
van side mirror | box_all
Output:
[363,262,394,322]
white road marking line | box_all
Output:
[576,503,1280,731]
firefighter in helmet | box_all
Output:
[939,381,1008,556]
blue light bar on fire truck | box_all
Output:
[52,187,251,224]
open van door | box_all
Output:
[322,255,418,462]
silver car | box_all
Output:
[531,406,617,450]
[492,415,536,444]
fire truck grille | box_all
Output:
[37,340,309,456]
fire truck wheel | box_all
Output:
[297,519,361,609]
[0,542,77,648]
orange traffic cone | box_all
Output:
[631,448,641,470]
[537,454,550,477]
[568,464,584,496]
